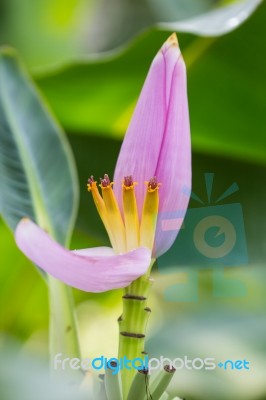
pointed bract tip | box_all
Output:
[20,217,30,224]
[161,33,180,57]
[167,33,178,46]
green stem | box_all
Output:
[105,361,123,400]
[149,366,176,400]
[48,275,82,383]
[127,369,150,400]
[118,259,155,398]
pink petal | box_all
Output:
[114,35,191,257]
[154,51,191,257]
[73,247,115,256]
[15,219,151,293]
[114,45,171,216]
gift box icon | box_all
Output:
[157,173,248,271]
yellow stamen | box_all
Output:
[100,176,126,253]
[87,178,117,249]
[87,180,106,220]
[88,174,160,255]
[140,178,160,250]
[122,177,139,250]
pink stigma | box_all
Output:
[88,175,95,185]
[124,176,134,187]
[148,177,159,190]
[100,174,111,187]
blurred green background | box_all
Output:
[0,1,266,399]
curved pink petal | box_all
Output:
[114,34,191,257]
[154,51,191,257]
[114,42,171,215]
[15,219,151,293]
[73,247,115,256]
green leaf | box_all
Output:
[0,0,86,69]
[0,218,49,337]
[0,48,81,376]
[0,47,79,246]
[0,0,261,68]
[37,2,266,165]
[154,0,262,36]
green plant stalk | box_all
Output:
[98,376,108,400]
[34,193,80,382]
[48,275,82,383]
[105,362,123,400]
[118,260,155,398]
[159,393,170,400]
[149,366,176,400]
[127,369,150,400]
[170,397,183,400]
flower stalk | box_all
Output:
[118,262,154,397]
[127,368,150,400]
[105,361,123,400]
[149,365,176,399]
[48,275,82,382]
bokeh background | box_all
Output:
[0,1,266,399]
